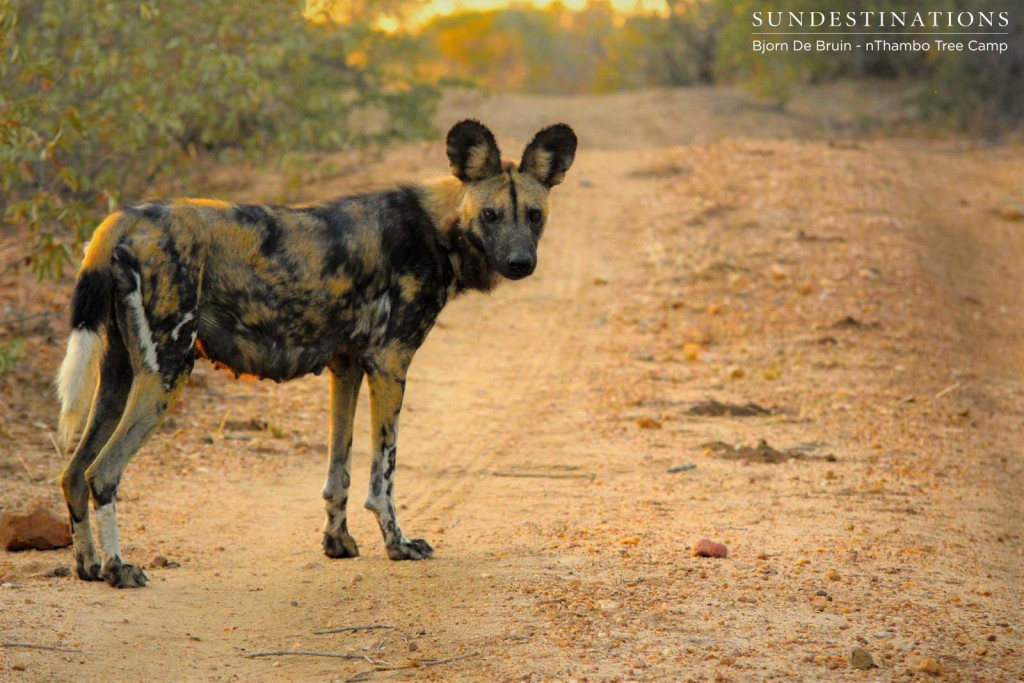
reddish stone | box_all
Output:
[691,538,728,558]
[0,498,72,551]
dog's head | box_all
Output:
[445,119,577,281]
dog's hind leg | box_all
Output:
[322,357,363,558]
[83,249,197,588]
[60,328,133,581]
[85,368,186,588]
[363,349,433,560]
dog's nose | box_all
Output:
[506,256,535,279]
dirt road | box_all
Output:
[1,88,1022,681]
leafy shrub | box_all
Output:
[0,0,438,279]
[0,337,25,377]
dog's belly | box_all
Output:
[194,292,393,381]
[194,301,343,381]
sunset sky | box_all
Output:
[395,0,669,29]
[303,0,671,31]
[419,0,668,15]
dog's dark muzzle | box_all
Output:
[505,254,535,280]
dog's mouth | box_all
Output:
[463,230,488,257]
[462,230,501,271]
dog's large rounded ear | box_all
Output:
[519,124,577,188]
[446,120,502,183]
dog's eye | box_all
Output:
[526,208,543,225]
[480,208,498,224]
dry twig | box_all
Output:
[244,650,387,664]
[2,642,82,653]
[345,651,479,682]
[0,310,60,327]
[313,624,394,635]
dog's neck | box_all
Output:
[420,177,498,295]
[444,224,498,294]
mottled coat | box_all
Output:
[55,119,577,587]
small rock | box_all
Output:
[45,566,72,578]
[850,647,875,670]
[691,538,728,558]
[408,640,419,652]
[151,555,180,569]
[986,634,996,642]
[810,595,829,610]
[0,498,72,551]
[682,343,703,361]
[726,365,745,379]
[352,572,364,583]
[913,657,943,675]
[636,417,662,430]
[995,204,1024,221]
[667,463,696,473]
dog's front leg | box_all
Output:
[322,357,363,558]
[363,350,433,560]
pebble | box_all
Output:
[691,538,728,558]
[850,647,875,670]
[682,343,703,361]
[408,640,419,652]
[826,569,841,581]
[636,417,662,429]
[913,657,943,675]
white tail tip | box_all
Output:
[56,329,105,451]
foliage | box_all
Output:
[414,0,1020,129]
[0,337,25,377]
[420,3,616,94]
[922,1,1024,131]
[0,0,438,280]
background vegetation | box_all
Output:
[0,0,435,280]
[0,0,1019,288]
[417,0,1021,130]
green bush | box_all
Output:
[0,0,438,279]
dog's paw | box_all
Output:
[386,538,434,561]
[100,559,148,588]
[323,532,360,559]
[75,557,102,581]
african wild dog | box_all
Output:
[55,120,577,588]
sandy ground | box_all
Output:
[1,87,1022,681]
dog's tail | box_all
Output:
[56,211,129,450]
